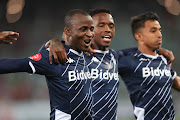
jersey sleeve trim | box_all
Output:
[29,61,36,74]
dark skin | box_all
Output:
[46,29,174,66]
[49,14,94,65]
[0,31,19,44]
[64,14,94,53]
[91,13,115,51]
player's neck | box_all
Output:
[91,44,109,51]
[138,46,157,56]
[65,41,82,53]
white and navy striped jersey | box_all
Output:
[0,45,93,120]
[118,50,176,120]
[86,49,120,120]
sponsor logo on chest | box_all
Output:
[68,68,119,81]
[142,67,171,78]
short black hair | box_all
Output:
[131,12,160,36]
[89,8,111,17]
[64,9,89,27]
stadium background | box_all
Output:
[0,0,180,119]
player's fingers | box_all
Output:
[53,50,60,64]
[8,31,19,37]
[89,47,96,54]
[6,36,18,41]
[4,41,13,44]
[3,31,19,37]
[169,62,172,67]
[84,52,90,56]
[57,50,67,65]
[49,48,53,64]
[167,51,175,64]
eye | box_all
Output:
[150,29,156,33]
[90,27,94,32]
[109,24,114,28]
[98,23,104,27]
[80,27,86,32]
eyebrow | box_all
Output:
[150,27,161,30]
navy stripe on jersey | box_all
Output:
[118,50,176,120]
[30,47,93,120]
[86,49,119,120]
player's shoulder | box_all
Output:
[109,48,119,59]
[29,48,49,60]
[119,49,137,60]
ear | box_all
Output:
[64,27,71,36]
[135,33,143,42]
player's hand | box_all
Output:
[46,39,67,65]
[158,48,174,66]
[0,31,19,44]
[84,46,96,56]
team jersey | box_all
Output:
[118,50,176,120]
[0,45,93,120]
[85,49,120,120]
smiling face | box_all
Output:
[91,13,115,51]
[65,14,94,53]
[137,20,162,52]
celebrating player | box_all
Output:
[44,8,176,120]
[118,12,180,120]
[0,9,94,120]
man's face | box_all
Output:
[92,13,115,50]
[139,20,162,51]
[67,14,94,53]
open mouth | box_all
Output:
[102,36,112,41]
[84,39,91,46]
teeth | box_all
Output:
[103,36,111,39]
[84,41,90,44]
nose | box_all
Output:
[86,29,94,38]
[158,31,162,38]
[104,25,110,32]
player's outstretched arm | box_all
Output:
[45,39,67,65]
[172,76,180,91]
[0,31,19,44]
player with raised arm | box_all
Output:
[118,12,180,120]
[0,9,94,120]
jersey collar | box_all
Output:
[69,49,83,56]
[143,53,159,59]
[94,49,109,54]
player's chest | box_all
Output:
[133,58,173,84]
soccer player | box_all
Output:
[0,31,19,44]
[44,9,176,120]
[0,9,94,120]
[118,12,180,120]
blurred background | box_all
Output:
[0,0,180,120]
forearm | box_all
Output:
[0,58,32,74]
[172,76,180,91]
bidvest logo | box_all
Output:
[68,68,119,81]
[142,67,171,78]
